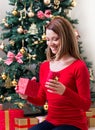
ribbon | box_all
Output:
[4,51,23,65]
[5,110,10,130]
[15,118,38,129]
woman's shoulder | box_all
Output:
[40,60,49,67]
[73,59,88,72]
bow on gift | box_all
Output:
[4,51,23,65]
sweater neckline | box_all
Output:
[48,59,79,73]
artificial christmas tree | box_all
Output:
[0,0,95,115]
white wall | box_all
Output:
[0,0,95,75]
[71,0,95,75]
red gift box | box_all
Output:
[86,108,95,127]
[0,109,24,130]
[17,78,39,97]
[15,117,39,130]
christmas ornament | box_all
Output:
[4,51,23,65]
[37,10,45,19]
[12,78,17,86]
[0,42,4,50]
[89,68,95,81]
[28,23,38,35]
[12,10,18,16]
[0,95,4,102]
[9,40,15,46]
[5,96,12,102]
[32,54,36,60]
[5,75,12,88]
[1,72,7,80]
[20,47,26,54]
[17,26,24,34]
[14,102,24,108]
[54,0,60,9]
[28,10,35,18]
[28,3,34,18]
[34,41,39,45]
[71,0,76,7]
[44,102,48,111]
[4,22,9,28]
[44,0,51,5]
[19,4,27,21]
[42,33,46,40]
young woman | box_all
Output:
[17,16,91,130]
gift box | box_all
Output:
[17,78,39,97]
[15,117,39,130]
[86,108,95,127]
[0,109,24,130]
[0,104,3,110]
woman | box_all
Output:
[17,16,91,130]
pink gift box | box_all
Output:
[17,78,39,97]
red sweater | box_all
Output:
[27,60,91,130]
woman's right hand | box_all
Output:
[15,86,28,99]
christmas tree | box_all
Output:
[0,0,95,114]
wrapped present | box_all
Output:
[89,117,95,127]
[0,109,24,130]
[15,117,39,130]
[86,108,95,127]
[0,104,3,110]
[17,78,39,97]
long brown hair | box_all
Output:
[46,16,81,61]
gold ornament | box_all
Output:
[44,0,51,5]
[5,96,12,102]
[28,23,38,35]
[15,102,24,108]
[1,73,7,80]
[28,10,35,18]
[2,18,6,23]
[54,0,60,9]
[5,75,12,88]
[0,42,5,50]
[32,54,36,60]
[54,76,59,81]
[20,47,26,54]
[44,102,48,111]
[71,0,76,7]
[9,40,15,46]
[17,26,24,34]
[12,10,18,16]
[12,78,17,86]
[4,22,9,28]
[34,41,39,45]
[42,33,46,41]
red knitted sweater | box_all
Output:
[27,60,91,130]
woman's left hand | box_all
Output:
[45,79,66,95]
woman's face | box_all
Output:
[46,29,60,54]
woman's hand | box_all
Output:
[45,79,66,95]
[18,93,28,99]
[15,86,28,99]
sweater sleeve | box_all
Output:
[63,61,91,111]
[27,63,46,106]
